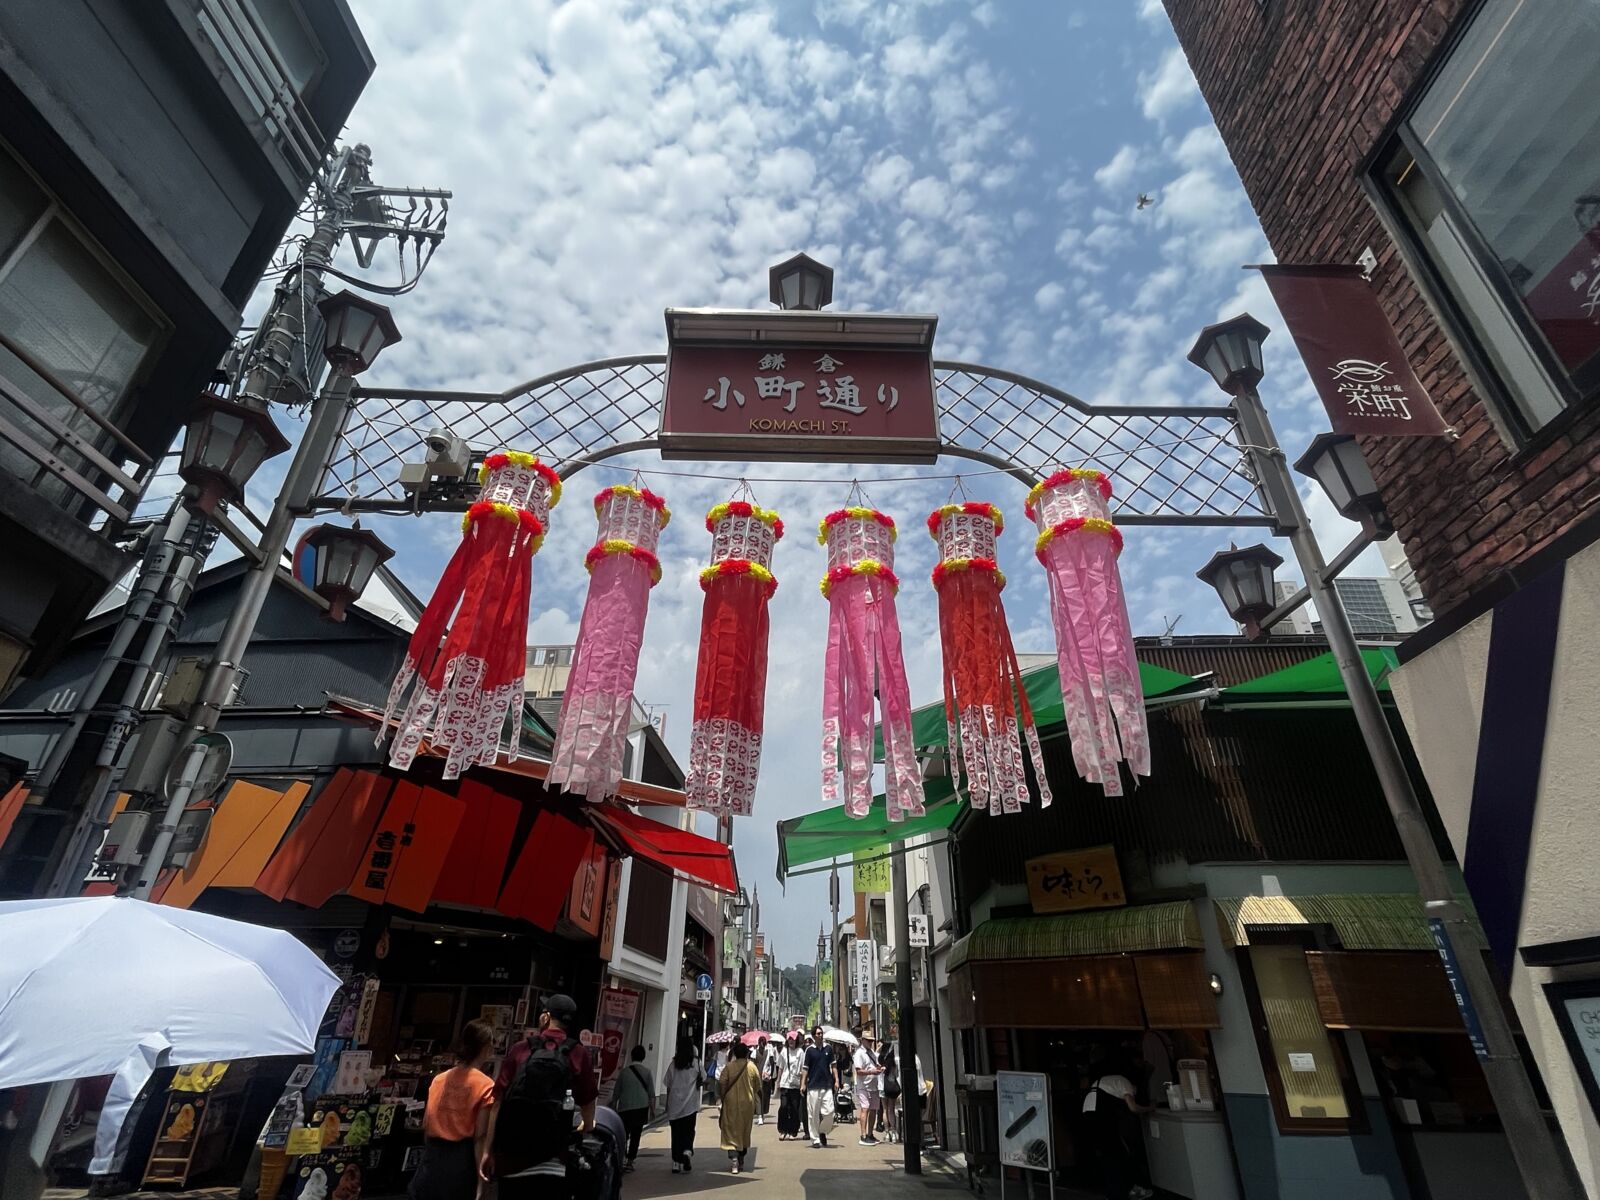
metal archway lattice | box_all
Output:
[315,354,1272,526]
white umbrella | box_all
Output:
[0,897,341,1175]
[820,1026,859,1047]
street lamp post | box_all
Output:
[1189,315,1580,1200]
[130,292,401,898]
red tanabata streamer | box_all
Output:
[818,506,924,822]
[547,485,671,802]
[684,499,783,816]
[1027,468,1149,795]
[927,502,1052,815]
[383,451,559,779]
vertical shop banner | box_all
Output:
[595,987,641,1105]
[853,940,878,1008]
[817,962,833,1022]
[1256,264,1449,437]
[754,932,765,960]
[853,850,891,893]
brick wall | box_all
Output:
[1164,0,1600,615]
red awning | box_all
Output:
[587,805,737,894]
[324,697,690,808]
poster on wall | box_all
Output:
[853,939,878,1008]
[996,1070,1053,1172]
[594,987,641,1105]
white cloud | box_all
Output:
[863,153,914,202]
[1139,46,1200,122]
[1034,281,1066,310]
[1093,144,1142,194]
[1136,0,1166,24]
[901,175,952,220]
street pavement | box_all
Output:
[623,1106,970,1200]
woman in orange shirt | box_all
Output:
[411,1018,497,1200]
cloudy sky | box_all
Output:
[299,0,1383,965]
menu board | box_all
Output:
[996,1070,1053,1172]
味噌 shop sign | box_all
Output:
[660,343,940,461]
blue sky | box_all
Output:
[257,0,1388,963]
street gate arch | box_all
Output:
[313,354,1273,528]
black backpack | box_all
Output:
[494,1035,578,1169]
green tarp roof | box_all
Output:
[875,660,1207,759]
[1217,647,1399,705]
[776,776,960,882]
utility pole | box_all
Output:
[1,147,372,900]
[891,841,920,1174]
[829,864,842,1026]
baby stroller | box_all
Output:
[834,1087,856,1123]
[573,1107,626,1200]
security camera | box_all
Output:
[424,427,455,456]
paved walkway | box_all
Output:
[624,1106,974,1200]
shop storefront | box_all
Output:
[80,752,734,1196]
[948,902,1233,1200]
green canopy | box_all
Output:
[776,777,960,882]
[1218,647,1399,706]
[874,660,1206,760]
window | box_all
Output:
[0,142,163,505]
[242,0,326,98]
[1370,0,1600,439]
[1238,940,1364,1133]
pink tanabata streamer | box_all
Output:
[1030,470,1150,796]
[819,508,923,822]
[547,487,668,803]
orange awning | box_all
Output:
[254,768,390,907]
[588,805,737,894]
[162,781,307,909]
[498,808,593,931]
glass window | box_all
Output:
[1373,0,1600,436]
[1244,944,1359,1130]
[242,0,326,97]
[0,143,161,503]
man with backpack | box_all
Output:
[488,994,597,1199]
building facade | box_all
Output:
[0,0,373,695]
[1165,0,1600,1191]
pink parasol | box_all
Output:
[739,1030,777,1046]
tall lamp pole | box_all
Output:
[1189,315,1581,1200]
[130,292,401,898]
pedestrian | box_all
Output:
[663,1037,703,1175]
[717,1040,761,1174]
[776,1031,807,1141]
[758,1037,779,1125]
[610,1045,654,1172]
[409,1018,495,1200]
[1082,1057,1153,1200]
[880,1032,902,1144]
[851,1029,883,1146]
[488,994,597,1200]
[803,1025,841,1148]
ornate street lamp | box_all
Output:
[1295,432,1393,536]
[1195,543,1283,629]
[292,522,395,622]
[1187,313,1270,396]
[317,289,402,375]
[178,392,290,516]
[769,253,834,311]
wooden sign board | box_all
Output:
[1024,846,1125,914]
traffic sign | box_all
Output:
[696,972,713,991]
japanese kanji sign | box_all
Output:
[1257,264,1449,438]
[1023,845,1125,914]
[661,344,939,461]
[853,849,891,893]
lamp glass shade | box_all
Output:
[1196,543,1283,623]
[179,394,289,512]
[1295,432,1386,525]
[317,289,401,375]
[780,271,801,310]
[1188,314,1270,394]
[301,524,394,621]
[800,268,822,310]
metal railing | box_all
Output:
[0,327,154,531]
[193,0,328,182]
